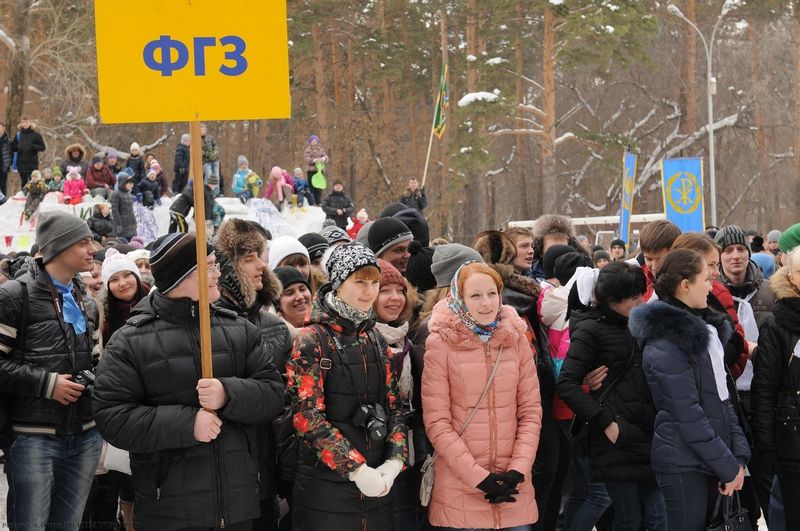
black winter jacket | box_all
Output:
[93,291,285,530]
[88,208,115,241]
[11,127,46,173]
[557,305,656,483]
[751,268,800,474]
[174,144,190,181]
[0,259,98,435]
[629,300,750,483]
[170,183,215,221]
[126,155,145,185]
[399,188,427,211]
[321,191,355,229]
[110,187,136,241]
[0,132,11,173]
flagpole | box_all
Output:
[421,91,441,189]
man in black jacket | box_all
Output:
[173,133,191,194]
[0,122,12,197]
[11,116,46,188]
[93,233,285,531]
[398,178,427,212]
[169,176,220,233]
[0,211,101,530]
[321,180,354,229]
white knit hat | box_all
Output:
[102,248,141,286]
[268,236,309,270]
[127,249,150,263]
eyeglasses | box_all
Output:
[206,264,220,274]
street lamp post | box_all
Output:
[667,2,732,228]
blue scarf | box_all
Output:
[51,277,86,335]
[447,263,500,343]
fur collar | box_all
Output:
[629,300,732,355]
[428,300,527,350]
[491,262,540,298]
[770,266,800,301]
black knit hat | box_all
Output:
[150,233,214,294]
[299,232,330,262]
[404,241,436,292]
[554,252,593,286]
[378,202,408,218]
[368,217,413,257]
[542,244,575,280]
[326,242,379,289]
[393,208,430,247]
[610,238,626,249]
[714,225,751,256]
[274,266,311,292]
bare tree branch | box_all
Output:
[77,127,173,159]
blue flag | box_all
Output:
[619,152,637,247]
[661,158,705,233]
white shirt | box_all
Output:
[706,324,730,402]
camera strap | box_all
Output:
[314,324,387,404]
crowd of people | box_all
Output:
[0,120,799,531]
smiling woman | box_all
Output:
[99,249,149,347]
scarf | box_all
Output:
[448,263,500,343]
[375,321,412,400]
[325,290,374,326]
[51,276,86,335]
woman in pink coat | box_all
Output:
[423,262,542,530]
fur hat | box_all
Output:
[533,214,576,241]
[473,230,516,266]
[216,218,267,261]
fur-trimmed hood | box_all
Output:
[769,266,800,300]
[428,300,527,350]
[629,300,732,355]
[63,143,86,161]
[533,214,576,241]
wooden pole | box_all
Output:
[190,121,213,379]
[420,106,438,189]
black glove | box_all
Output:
[477,473,519,499]
[503,470,524,489]
[485,492,518,504]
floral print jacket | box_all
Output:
[286,285,408,476]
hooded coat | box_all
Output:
[59,143,88,177]
[629,300,750,483]
[423,302,542,529]
[11,127,46,174]
[751,267,800,474]
[110,175,136,240]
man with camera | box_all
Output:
[92,233,285,531]
[0,211,101,530]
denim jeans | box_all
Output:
[604,481,666,531]
[531,416,571,531]
[656,471,717,531]
[563,456,611,531]
[203,160,220,181]
[8,429,102,530]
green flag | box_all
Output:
[433,64,448,139]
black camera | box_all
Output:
[73,369,96,399]
[352,404,388,441]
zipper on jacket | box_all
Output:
[212,439,226,528]
[485,342,501,529]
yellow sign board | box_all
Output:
[94,0,290,123]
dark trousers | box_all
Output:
[175,521,251,531]
[656,471,718,531]
[173,172,188,194]
[0,170,7,195]
[604,481,666,531]
[19,171,31,189]
[253,497,277,531]
[779,471,800,528]
[531,415,571,531]
[308,171,323,205]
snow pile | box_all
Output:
[0,193,326,254]
[458,92,500,107]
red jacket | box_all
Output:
[86,165,116,189]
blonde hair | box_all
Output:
[788,247,800,271]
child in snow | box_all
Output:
[126,142,145,184]
[88,202,115,242]
[148,160,169,197]
[86,156,116,198]
[137,169,162,208]
[346,208,369,240]
[46,167,63,192]
[232,155,260,203]
[23,170,47,220]
[263,166,294,211]
[292,166,315,207]
[62,165,88,205]
[110,173,137,241]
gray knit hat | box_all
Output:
[356,220,374,246]
[36,211,93,264]
[714,225,751,256]
[326,242,378,289]
[767,229,782,243]
[431,243,483,288]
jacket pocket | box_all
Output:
[615,417,647,448]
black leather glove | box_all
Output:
[477,472,519,499]
[503,470,524,489]
[485,492,518,504]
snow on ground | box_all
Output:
[0,192,326,254]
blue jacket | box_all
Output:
[628,300,750,483]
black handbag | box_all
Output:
[706,492,752,531]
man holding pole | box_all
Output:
[93,233,285,531]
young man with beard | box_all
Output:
[93,233,285,530]
[0,211,100,530]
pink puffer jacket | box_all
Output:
[422,301,542,529]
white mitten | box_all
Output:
[348,464,389,497]
[375,459,404,492]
